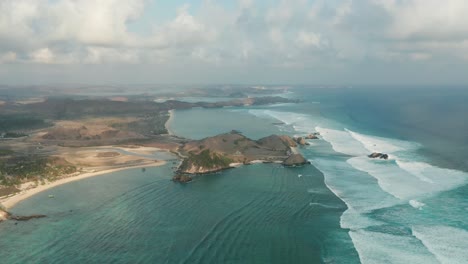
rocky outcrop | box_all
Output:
[177,149,233,174]
[305,133,319,139]
[368,152,389,159]
[279,135,297,147]
[257,135,297,150]
[172,175,192,183]
[0,208,46,222]
[282,154,310,166]
[294,137,310,146]
[10,214,47,221]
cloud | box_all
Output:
[1,0,468,85]
[373,0,468,41]
[0,52,16,63]
[151,5,213,49]
[296,31,326,49]
[47,0,145,46]
[83,47,140,64]
[30,48,55,64]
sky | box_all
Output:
[1,0,468,85]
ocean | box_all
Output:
[1,86,467,263]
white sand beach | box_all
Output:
[0,160,166,210]
[165,109,175,135]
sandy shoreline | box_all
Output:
[0,109,178,212]
[165,109,175,135]
[0,161,166,210]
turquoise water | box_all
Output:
[0,101,358,263]
[247,87,468,263]
[0,164,355,263]
[168,107,283,140]
[2,87,467,263]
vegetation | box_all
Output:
[0,115,49,132]
[0,149,14,157]
[0,186,20,197]
[181,149,232,170]
[111,112,169,135]
[1,132,28,138]
[0,156,76,186]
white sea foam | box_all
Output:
[347,156,436,200]
[308,202,342,209]
[248,109,309,126]
[396,160,467,190]
[409,200,425,209]
[247,108,468,263]
[315,127,369,156]
[412,225,468,264]
[396,160,434,183]
[311,157,399,229]
[350,230,439,264]
[346,129,418,154]
[248,109,324,131]
[340,208,384,230]
[349,156,468,200]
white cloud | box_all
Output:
[238,0,253,9]
[47,0,145,46]
[152,5,213,48]
[0,1,39,37]
[296,31,325,48]
[409,52,432,61]
[83,47,139,64]
[1,0,468,72]
[0,51,17,63]
[30,48,55,64]
[333,0,353,26]
[374,0,468,41]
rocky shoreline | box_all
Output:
[172,131,311,182]
[0,208,46,223]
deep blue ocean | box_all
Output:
[1,86,467,263]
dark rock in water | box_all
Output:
[368,152,389,160]
[282,154,310,166]
[294,137,310,146]
[305,134,319,139]
[9,214,47,221]
[172,175,192,183]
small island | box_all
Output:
[173,131,309,182]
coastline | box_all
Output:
[1,109,178,212]
[0,160,166,210]
[165,109,175,135]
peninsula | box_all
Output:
[174,131,309,180]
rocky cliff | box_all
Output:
[176,131,309,176]
[282,154,310,166]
